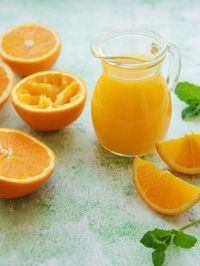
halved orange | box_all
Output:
[156,133,200,174]
[0,61,14,105]
[0,23,61,76]
[0,128,56,198]
[132,157,200,215]
[11,70,87,131]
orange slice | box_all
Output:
[0,61,14,105]
[11,70,87,131]
[0,23,61,76]
[156,133,200,174]
[132,157,200,215]
[0,128,56,198]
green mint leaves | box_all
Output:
[175,82,200,119]
[172,230,197,248]
[152,249,165,266]
[140,229,172,249]
[141,228,197,266]
[181,105,200,119]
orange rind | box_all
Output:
[11,70,87,131]
[132,157,200,215]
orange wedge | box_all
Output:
[11,70,87,131]
[0,128,56,198]
[132,157,200,215]
[0,23,61,76]
[156,133,200,174]
[0,61,14,105]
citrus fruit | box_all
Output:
[11,70,87,131]
[156,133,200,174]
[132,157,200,215]
[0,128,56,198]
[0,23,61,76]
[0,61,14,105]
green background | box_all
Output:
[0,0,200,265]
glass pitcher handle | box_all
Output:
[167,43,181,90]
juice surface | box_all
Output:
[91,55,172,156]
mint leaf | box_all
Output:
[152,249,166,266]
[150,234,167,250]
[175,82,200,119]
[181,105,200,119]
[140,229,172,249]
[175,82,200,103]
[185,98,200,107]
[173,230,197,249]
[141,222,199,266]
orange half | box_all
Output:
[156,133,200,174]
[0,23,61,76]
[11,70,87,131]
[132,157,200,215]
[0,128,56,198]
[0,61,14,105]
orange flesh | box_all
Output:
[15,73,81,109]
[0,65,9,96]
[1,26,57,59]
[158,133,200,168]
[0,131,50,179]
[134,158,200,210]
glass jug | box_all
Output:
[90,28,181,157]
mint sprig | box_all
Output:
[141,219,200,266]
[175,82,200,119]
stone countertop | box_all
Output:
[0,0,200,265]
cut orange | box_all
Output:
[156,133,200,174]
[0,61,14,105]
[132,157,200,215]
[11,70,87,131]
[0,23,61,76]
[0,128,56,198]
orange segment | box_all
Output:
[156,133,200,174]
[11,71,87,131]
[54,81,79,105]
[0,61,14,105]
[132,157,200,215]
[0,128,56,198]
[0,23,61,76]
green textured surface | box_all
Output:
[0,0,200,265]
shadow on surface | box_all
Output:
[93,142,133,169]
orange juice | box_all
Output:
[91,56,172,156]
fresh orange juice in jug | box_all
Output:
[91,29,181,157]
